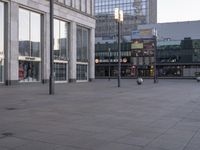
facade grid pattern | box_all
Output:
[95,0,148,37]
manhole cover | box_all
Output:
[5,107,17,110]
[2,132,14,137]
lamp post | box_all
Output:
[153,28,157,83]
[108,48,111,81]
[49,0,54,94]
[115,8,123,87]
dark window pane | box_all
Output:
[54,63,67,81]
[76,64,87,80]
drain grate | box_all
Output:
[5,107,17,110]
[1,132,14,137]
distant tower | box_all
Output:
[148,0,157,23]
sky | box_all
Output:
[158,0,200,23]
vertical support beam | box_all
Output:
[69,21,77,82]
[49,0,54,94]
[42,12,50,83]
[154,35,157,83]
[118,21,121,87]
[5,1,18,85]
[91,0,94,16]
[108,48,111,81]
[89,28,95,81]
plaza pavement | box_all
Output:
[0,79,200,150]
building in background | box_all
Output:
[95,0,157,78]
[139,21,200,78]
[0,0,95,85]
[95,0,157,37]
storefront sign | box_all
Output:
[131,40,144,49]
[132,29,154,39]
[18,56,41,62]
[25,57,35,61]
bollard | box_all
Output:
[196,77,200,82]
[137,78,143,85]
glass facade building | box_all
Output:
[95,0,157,37]
[157,38,200,78]
[0,0,95,85]
[95,0,157,78]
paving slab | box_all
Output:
[0,79,200,150]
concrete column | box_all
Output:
[91,0,94,16]
[71,0,75,8]
[42,13,50,83]
[69,21,77,82]
[5,1,18,85]
[89,28,95,81]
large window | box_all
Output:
[0,2,4,82]
[77,26,89,81]
[77,26,89,62]
[18,8,41,82]
[54,19,69,81]
[19,9,41,57]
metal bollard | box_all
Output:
[137,78,143,85]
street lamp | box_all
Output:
[108,48,111,81]
[153,28,157,83]
[49,0,54,94]
[114,8,123,87]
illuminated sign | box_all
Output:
[131,40,143,49]
[18,56,41,61]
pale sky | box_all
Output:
[158,0,200,23]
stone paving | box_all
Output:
[0,79,200,150]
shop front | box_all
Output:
[18,8,41,82]
[18,57,40,82]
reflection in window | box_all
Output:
[18,8,41,82]
[77,26,89,62]
[54,19,68,60]
[95,0,148,36]
[31,12,41,57]
[19,8,41,57]
[0,2,4,82]
[54,19,68,81]
[19,9,30,56]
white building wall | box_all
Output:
[2,0,95,84]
